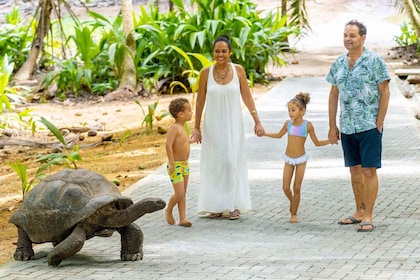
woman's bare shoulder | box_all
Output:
[200,66,211,77]
[201,66,211,73]
[233,63,245,71]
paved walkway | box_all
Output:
[1,77,419,280]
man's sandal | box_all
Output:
[338,216,362,225]
[357,222,375,232]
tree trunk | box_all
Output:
[281,0,290,49]
[104,0,138,101]
[120,0,137,93]
[13,0,52,82]
[281,0,287,17]
[401,0,420,39]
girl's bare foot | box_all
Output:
[165,209,175,225]
[179,220,192,227]
[289,215,298,223]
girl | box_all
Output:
[263,92,329,223]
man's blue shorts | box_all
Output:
[341,128,383,168]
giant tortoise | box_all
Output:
[9,168,166,266]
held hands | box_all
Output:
[328,126,340,144]
[254,123,265,137]
[192,125,264,141]
[191,128,202,144]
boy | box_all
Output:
[165,97,194,227]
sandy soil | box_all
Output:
[0,0,417,265]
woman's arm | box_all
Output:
[236,64,264,136]
[192,67,209,143]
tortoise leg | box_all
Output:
[14,226,34,261]
[117,223,143,261]
[48,224,86,267]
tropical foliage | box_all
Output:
[394,0,420,51]
[0,55,33,135]
[8,117,83,199]
[394,22,419,48]
[136,0,299,86]
[1,0,300,98]
[42,13,125,98]
[0,7,35,72]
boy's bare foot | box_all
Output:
[165,209,175,225]
[179,220,192,227]
[289,215,298,223]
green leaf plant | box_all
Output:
[119,130,131,148]
[8,161,45,200]
[8,116,83,200]
[0,55,34,136]
[0,55,14,114]
[36,117,83,169]
[394,22,419,49]
[135,99,157,134]
[135,99,169,134]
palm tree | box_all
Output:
[282,0,311,32]
[104,0,138,100]
[13,0,53,82]
[398,0,420,39]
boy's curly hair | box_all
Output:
[169,97,189,118]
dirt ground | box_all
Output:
[1,0,418,265]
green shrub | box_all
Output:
[0,7,35,71]
[394,22,419,49]
[0,55,34,135]
[134,0,299,86]
[6,0,301,96]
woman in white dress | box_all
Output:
[192,35,265,220]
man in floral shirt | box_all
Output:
[326,20,390,232]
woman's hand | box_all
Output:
[191,128,202,143]
[254,123,265,137]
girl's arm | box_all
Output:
[307,122,329,146]
[264,120,288,138]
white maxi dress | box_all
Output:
[197,64,252,215]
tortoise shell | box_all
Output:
[9,169,133,243]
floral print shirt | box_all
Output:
[326,48,390,135]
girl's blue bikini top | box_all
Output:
[287,120,308,138]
